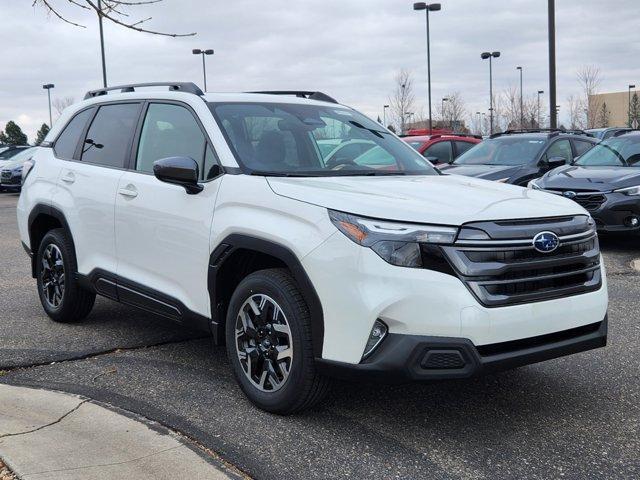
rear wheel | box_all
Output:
[36,229,95,323]
[225,268,330,414]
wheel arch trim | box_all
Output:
[27,204,76,278]
[208,234,325,358]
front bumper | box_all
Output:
[317,317,607,383]
[569,191,640,234]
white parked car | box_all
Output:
[17,83,608,413]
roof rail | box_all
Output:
[84,82,204,100]
[490,128,593,139]
[613,128,638,137]
[246,90,338,104]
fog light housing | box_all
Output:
[362,320,388,360]
[623,215,640,228]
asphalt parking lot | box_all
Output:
[1,192,639,480]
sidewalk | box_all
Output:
[0,384,242,480]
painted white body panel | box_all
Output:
[114,172,221,316]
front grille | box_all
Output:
[441,215,602,307]
[544,189,607,211]
[0,171,10,182]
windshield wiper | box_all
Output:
[348,121,385,138]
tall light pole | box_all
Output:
[42,84,54,128]
[413,2,442,134]
[481,51,500,134]
[441,97,449,124]
[97,0,107,87]
[629,85,636,127]
[537,90,544,127]
[383,104,389,127]
[192,49,214,91]
[516,66,523,128]
[548,0,557,128]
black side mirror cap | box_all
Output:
[153,156,203,194]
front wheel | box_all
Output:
[225,269,330,414]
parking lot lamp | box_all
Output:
[383,104,389,127]
[537,90,544,127]
[475,111,481,134]
[192,49,214,92]
[42,84,55,128]
[481,51,500,134]
[413,2,442,134]
[629,85,636,127]
[516,66,523,128]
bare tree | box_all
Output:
[389,69,416,134]
[567,94,585,130]
[440,92,467,130]
[32,0,195,37]
[52,96,75,117]
[577,65,602,129]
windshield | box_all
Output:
[453,136,545,166]
[209,102,437,176]
[575,135,640,167]
[3,147,35,164]
[0,147,29,160]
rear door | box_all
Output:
[55,102,141,275]
[114,101,223,318]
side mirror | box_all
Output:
[540,155,566,169]
[153,156,203,195]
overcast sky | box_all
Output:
[1,0,639,141]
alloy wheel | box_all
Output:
[41,244,65,309]
[235,294,293,392]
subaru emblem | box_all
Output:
[533,231,560,253]
[563,191,577,199]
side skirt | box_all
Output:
[77,269,211,333]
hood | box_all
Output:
[439,164,523,181]
[540,165,640,192]
[266,174,586,225]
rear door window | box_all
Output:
[81,103,141,168]
[53,108,94,160]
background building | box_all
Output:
[589,89,639,128]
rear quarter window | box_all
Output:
[53,108,94,160]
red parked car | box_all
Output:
[403,133,481,166]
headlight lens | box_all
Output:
[21,159,35,183]
[328,210,458,267]
[614,185,640,196]
[528,179,541,190]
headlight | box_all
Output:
[21,159,35,183]
[328,210,458,267]
[527,179,542,190]
[614,185,640,196]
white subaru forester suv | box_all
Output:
[17,83,608,414]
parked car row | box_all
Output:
[0,146,35,192]
[402,127,639,236]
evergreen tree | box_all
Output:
[35,124,50,145]
[597,102,610,128]
[1,121,28,145]
[629,93,640,128]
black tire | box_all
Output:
[225,268,330,414]
[35,228,96,323]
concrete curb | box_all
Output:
[0,384,246,480]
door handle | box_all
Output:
[118,186,138,198]
[60,172,75,184]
